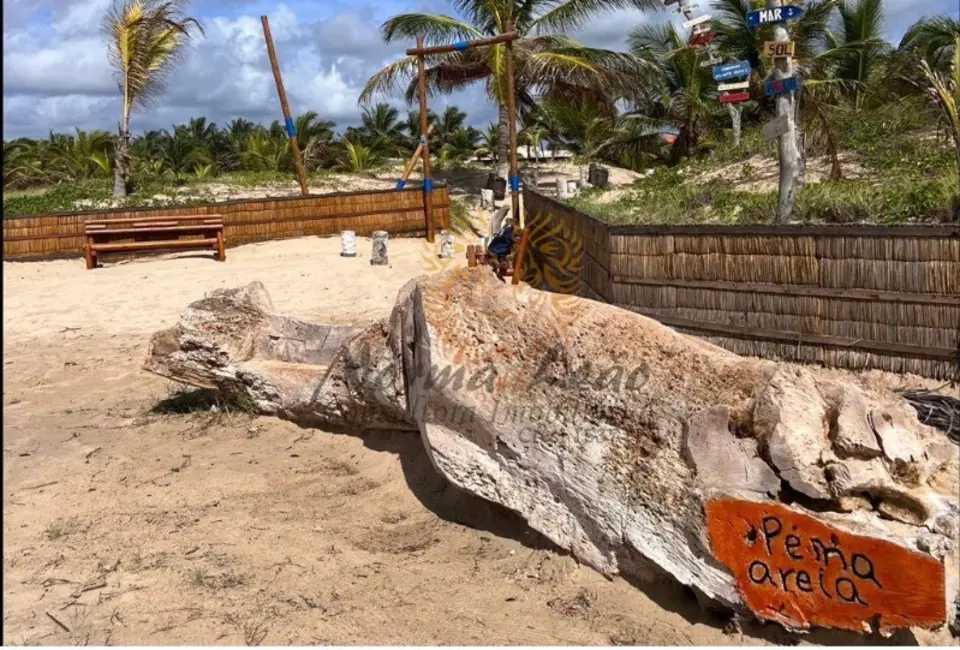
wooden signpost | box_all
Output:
[713,60,752,82]
[717,81,749,92]
[762,114,792,140]
[719,91,750,104]
[689,30,715,47]
[764,75,801,96]
[746,4,803,27]
[706,499,947,633]
[682,14,711,29]
[764,40,796,58]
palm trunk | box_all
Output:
[496,101,510,180]
[727,104,742,147]
[770,1,801,225]
[112,115,130,200]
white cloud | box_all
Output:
[2,0,948,139]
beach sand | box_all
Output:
[2,235,950,645]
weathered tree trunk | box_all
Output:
[146,273,959,637]
[727,104,743,147]
[112,116,131,200]
[496,102,511,180]
[770,0,801,224]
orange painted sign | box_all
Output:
[706,499,946,632]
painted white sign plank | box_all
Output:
[682,14,711,29]
[717,81,750,92]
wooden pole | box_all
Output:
[766,0,800,223]
[510,228,530,286]
[416,36,435,243]
[406,31,518,56]
[261,15,309,196]
[504,19,521,230]
[396,124,435,189]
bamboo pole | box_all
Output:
[416,36,435,243]
[406,31,518,56]
[261,15,309,196]
[396,124,435,189]
[504,19,521,229]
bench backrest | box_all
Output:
[84,215,224,233]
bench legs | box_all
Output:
[216,231,226,262]
[84,240,96,270]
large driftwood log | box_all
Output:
[146,269,959,635]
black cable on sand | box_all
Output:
[897,389,960,445]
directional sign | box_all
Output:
[763,41,796,58]
[689,30,715,47]
[713,60,752,82]
[747,5,803,28]
[682,14,711,29]
[764,75,801,96]
[762,114,792,140]
[717,80,750,92]
[700,55,723,68]
[719,91,750,104]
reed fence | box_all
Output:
[523,188,959,380]
[3,185,451,260]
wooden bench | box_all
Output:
[84,215,226,269]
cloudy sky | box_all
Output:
[2,0,955,139]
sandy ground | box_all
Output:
[2,235,952,645]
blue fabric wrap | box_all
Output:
[423,178,434,193]
[285,118,296,138]
[453,41,469,51]
[509,175,521,191]
[396,179,406,189]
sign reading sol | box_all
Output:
[705,499,946,633]
[764,41,796,58]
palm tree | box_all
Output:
[433,105,469,148]
[336,140,383,173]
[899,15,960,72]
[822,0,890,110]
[50,129,115,183]
[475,122,502,163]
[437,127,481,168]
[360,0,657,178]
[346,103,406,156]
[910,35,960,218]
[294,111,336,171]
[402,108,438,150]
[626,23,718,161]
[103,0,203,199]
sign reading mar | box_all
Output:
[747,4,803,27]
[706,499,946,633]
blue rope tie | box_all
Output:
[453,40,469,51]
[396,179,406,190]
[509,175,521,192]
[423,178,434,193]
[285,117,296,138]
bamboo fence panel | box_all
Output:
[3,185,450,259]
[522,188,959,380]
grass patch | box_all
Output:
[568,103,957,226]
[151,387,258,416]
[188,568,246,590]
[44,517,82,541]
